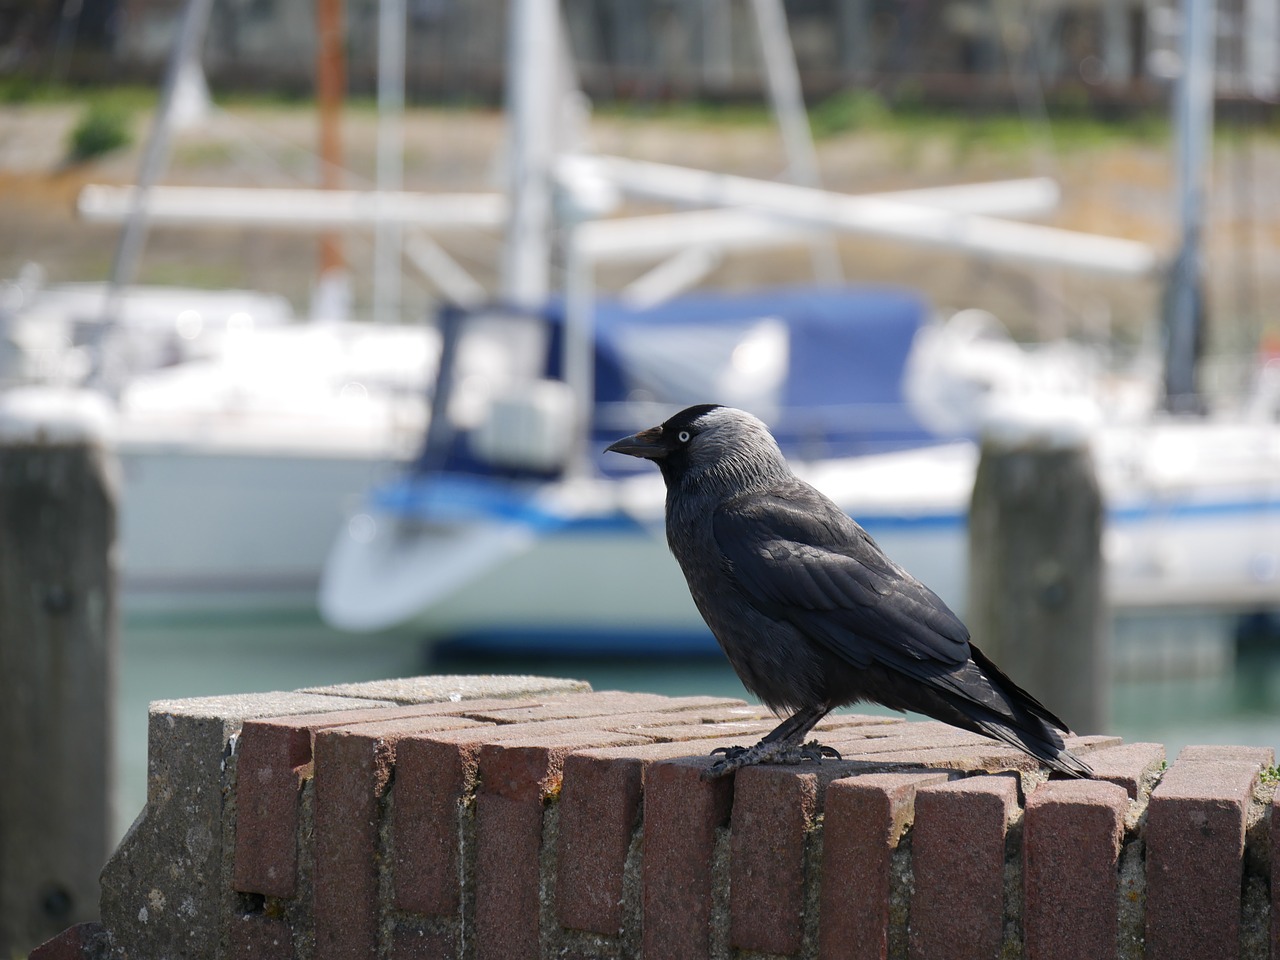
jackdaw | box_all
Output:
[606,403,1093,779]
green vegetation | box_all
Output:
[67,99,134,162]
[808,89,892,137]
[1260,765,1280,785]
[808,89,1170,151]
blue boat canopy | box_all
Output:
[416,285,940,479]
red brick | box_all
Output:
[233,704,484,897]
[228,916,294,960]
[813,713,906,731]
[388,920,459,958]
[1176,744,1274,765]
[837,720,992,750]
[312,726,395,958]
[818,772,951,960]
[462,691,743,723]
[642,756,735,960]
[473,740,574,960]
[391,719,649,927]
[856,743,1035,774]
[234,722,327,898]
[391,737,480,916]
[576,736,791,765]
[311,717,479,959]
[1272,792,1280,960]
[618,707,890,744]
[729,766,820,954]
[624,718,778,743]
[909,775,1018,960]
[556,753,645,934]
[1083,742,1166,799]
[1145,754,1261,960]
[28,922,107,960]
[1023,780,1128,960]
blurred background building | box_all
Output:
[3,0,1278,107]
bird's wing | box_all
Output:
[712,483,970,668]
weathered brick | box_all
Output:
[462,691,743,723]
[391,737,480,916]
[856,743,1035,774]
[312,725,396,959]
[624,718,777,743]
[818,772,950,960]
[228,916,294,960]
[1083,741,1166,799]
[1023,780,1128,960]
[391,719,647,929]
[387,921,458,960]
[299,675,588,703]
[729,766,820,954]
[1176,744,1274,765]
[909,775,1018,960]
[233,704,483,898]
[1146,753,1262,960]
[474,739,578,960]
[642,756,735,960]
[28,922,107,960]
[475,793,543,960]
[311,716,481,959]
[1272,791,1280,960]
[556,753,645,934]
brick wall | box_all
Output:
[31,676,1279,960]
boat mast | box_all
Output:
[1162,0,1215,414]
[90,0,215,391]
[501,0,558,307]
[748,0,843,283]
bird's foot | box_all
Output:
[703,739,842,780]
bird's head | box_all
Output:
[605,404,789,492]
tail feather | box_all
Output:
[877,643,1095,778]
[948,644,1094,778]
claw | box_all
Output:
[709,744,748,759]
[803,740,843,760]
[701,737,842,780]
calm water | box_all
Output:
[114,609,1280,842]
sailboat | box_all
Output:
[314,0,1280,648]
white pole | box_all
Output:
[375,0,406,323]
[91,0,215,390]
[501,0,558,307]
[748,0,843,282]
[1163,0,1214,411]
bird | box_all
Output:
[606,403,1093,780]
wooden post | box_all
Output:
[966,418,1108,735]
[316,0,347,288]
[0,391,117,956]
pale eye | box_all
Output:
[678,430,691,443]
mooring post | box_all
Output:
[0,388,118,956]
[966,408,1109,735]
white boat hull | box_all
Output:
[320,423,1280,648]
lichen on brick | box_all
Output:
[887,831,913,960]
[1115,837,1146,960]
[709,824,733,960]
[1000,809,1024,960]
[617,807,645,957]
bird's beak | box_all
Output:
[605,425,668,460]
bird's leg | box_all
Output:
[704,702,840,779]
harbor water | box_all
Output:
[114,607,1280,843]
